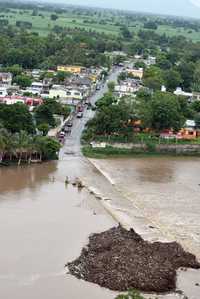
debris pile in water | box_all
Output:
[67,225,200,293]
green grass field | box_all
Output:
[1,8,200,41]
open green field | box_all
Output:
[1,8,200,41]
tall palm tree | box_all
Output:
[33,136,43,162]
[16,131,30,166]
[2,130,17,161]
[0,133,6,163]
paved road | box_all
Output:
[59,67,122,159]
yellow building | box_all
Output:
[57,65,83,74]
[128,68,143,79]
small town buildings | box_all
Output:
[0,96,42,110]
[0,96,24,105]
[0,72,12,87]
[57,65,84,74]
[159,120,197,140]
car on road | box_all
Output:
[77,112,83,118]
[66,121,73,127]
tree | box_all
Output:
[34,136,61,160]
[56,71,71,83]
[115,290,145,299]
[0,103,35,134]
[163,69,183,91]
[195,113,200,129]
[88,94,132,136]
[191,101,200,113]
[118,72,127,82]
[0,131,6,162]
[4,64,22,77]
[35,103,56,128]
[156,53,172,70]
[192,62,200,92]
[37,123,49,136]
[107,81,115,92]
[144,21,158,30]
[143,66,164,91]
[13,74,32,88]
[51,14,58,21]
[120,26,132,39]
[15,130,30,165]
[140,92,185,132]
[177,62,195,91]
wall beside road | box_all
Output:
[91,142,200,155]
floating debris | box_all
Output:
[67,225,200,293]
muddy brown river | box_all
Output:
[0,159,116,299]
[0,156,200,299]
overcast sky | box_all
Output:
[24,0,200,18]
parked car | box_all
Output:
[77,112,83,118]
[66,121,73,127]
[59,131,65,138]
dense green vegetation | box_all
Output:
[0,103,35,134]
[82,90,200,142]
[34,98,71,128]
[0,100,69,165]
[0,129,61,165]
[115,289,146,299]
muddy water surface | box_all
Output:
[0,160,115,299]
[1,156,200,299]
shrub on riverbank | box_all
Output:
[82,145,140,158]
[82,144,200,158]
[115,290,145,299]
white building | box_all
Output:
[0,72,12,87]
[115,80,141,98]
[174,87,193,98]
[26,82,43,95]
[0,86,8,98]
[49,85,83,100]
[145,56,156,66]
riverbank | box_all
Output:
[82,143,200,158]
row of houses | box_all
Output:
[0,96,43,110]
[0,65,105,111]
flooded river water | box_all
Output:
[0,156,200,299]
[0,159,116,299]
